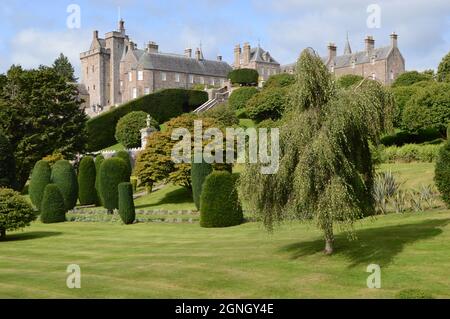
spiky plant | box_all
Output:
[419,184,435,209]
[409,191,423,212]
[393,190,407,213]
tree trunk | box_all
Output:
[323,225,334,255]
[0,229,5,241]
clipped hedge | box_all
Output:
[86,89,207,151]
[228,68,259,86]
[99,158,130,213]
[116,151,132,177]
[118,182,135,225]
[435,140,450,206]
[40,184,67,223]
[115,111,152,149]
[228,87,259,110]
[78,156,97,206]
[380,128,441,147]
[191,160,213,210]
[200,171,243,228]
[29,160,51,210]
[51,160,78,211]
[94,154,105,206]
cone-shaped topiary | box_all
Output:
[51,160,78,211]
[118,182,135,224]
[0,131,16,189]
[29,160,51,210]
[115,150,132,178]
[99,157,130,213]
[78,156,97,205]
[435,140,450,207]
[40,184,67,223]
[95,154,105,206]
[200,171,243,228]
[191,159,213,210]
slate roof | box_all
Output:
[250,46,279,64]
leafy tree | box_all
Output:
[78,156,97,206]
[228,69,259,86]
[29,160,51,210]
[228,87,259,110]
[115,111,156,148]
[336,74,364,89]
[0,188,36,240]
[402,82,450,136]
[52,53,76,82]
[435,140,450,207]
[392,71,432,88]
[200,104,239,127]
[191,159,213,210]
[238,49,393,254]
[246,87,288,122]
[0,65,87,189]
[51,160,78,211]
[99,158,130,213]
[436,51,450,82]
[0,130,16,188]
[40,184,67,223]
[118,182,135,225]
[263,73,296,89]
[390,86,420,128]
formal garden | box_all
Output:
[0,50,449,298]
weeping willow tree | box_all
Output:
[238,48,393,254]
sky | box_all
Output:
[0,0,449,79]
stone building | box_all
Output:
[282,33,405,85]
[233,42,281,86]
[80,20,232,116]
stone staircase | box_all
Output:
[193,87,231,113]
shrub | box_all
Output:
[390,86,420,127]
[435,140,450,206]
[51,160,78,211]
[115,111,156,148]
[201,104,239,127]
[0,188,36,240]
[396,289,434,299]
[392,71,432,88]
[246,87,288,122]
[86,89,207,151]
[191,160,213,210]
[200,171,243,227]
[228,69,259,86]
[78,156,97,206]
[263,73,295,89]
[94,154,105,206]
[0,131,16,189]
[336,74,364,89]
[40,184,67,223]
[118,182,135,225]
[115,151,132,178]
[29,160,51,210]
[381,144,441,163]
[99,158,130,213]
[228,87,259,110]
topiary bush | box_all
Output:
[115,111,157,148]
[99,158,130,213]
[228,87,259,110]
[29,160,51,210]
[228,68,259,86]
[40,184,67,223]
[435,140,450,207]
[0,188,36,240]
[200,171,243,227]
[118,182,135,225]
[191,160,213,210]
[78,156,97,206]
[51,160,78,211]
[0,131,16,189]
[115,151,132,178]
[246,87,288,122]
[95,154,105,206]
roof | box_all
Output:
[250,46,279,64]
[133,50,233,77]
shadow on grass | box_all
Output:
[135,187,193,209]
[2,231,62,242]
[281,218,449,267]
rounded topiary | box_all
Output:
[228,87,259,110]
[99,158,130,213]
[29,160,51,210]
[78,156,97,206]
[228,68,259,86]
[95,154,105,206]
[435,140,450,206]
[51,160,78,211]
[40,184,66,223]
[115,111,157,148]
[118,182,135,225]
[0,131,16,189]
[191,160,213,210]
[200,171,243,228]
[0,188,36,240]
[115,151,132,178]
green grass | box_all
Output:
[0,210,449,298]
[239,118,256,128]
[101,143,125,152]
[378,162,435,190]
[134,184,196,211]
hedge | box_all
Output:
[94,154,105,206]
[200,171,243,227]
[40,184,67,224]
[118,182,135,225]
[228,69,259,86]
[435,140,450,206]
[228,87,259,110]
[381,128,442,147]
[51,160,79,211]
[99,158,130,213]
[29,160,52,210]
[78,156,97,206]
[380,143,442,163]
[191,160,213,210]
[86,89,208,151]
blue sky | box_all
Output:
[1,0,449,78]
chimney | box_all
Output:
[365,36,375,54]
[128,41,135,51]
[118,19,125,34]
[390,32,398,48]
[184,48,192,58]
[243,42,251,64]
[93,30,99,39]
[146,41,159,53]
[327,43,337,60]
[234,44,241,67]
[217,55,222,61]
[195,48,203,61]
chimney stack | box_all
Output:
[195,48,203,61]
[390,32,398,48]
[217,55,222,61]
[184,48,192,58]
[243,42,251,64]
[327,43,337,60]
[118,19,125,34]
[128,41,135,51]
[93,30,99,39]
[146,41,159,53]
[234,44,241,67]
[365,35,375,54]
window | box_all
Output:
[129,72,132,82]
[86,67,89,74]
[161,72,167,81]
[138,71,143,81]
[120,81,123,87]
[390,71,394,80]
[144,87,150,95]
[210,78,215,86]
[175,73,180,82]
[132,87,137,99]
[93,85,96,91]
[371,57,375,65]
[200,77,204,84]
[189,75,194,84]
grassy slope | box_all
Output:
[0,210,449,298]
[378,162,435,190]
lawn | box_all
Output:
[0,210,449,298]
[378,162,435,190]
